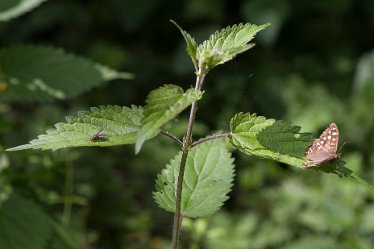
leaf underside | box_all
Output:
[154,139,234,218]
[7,105,143,151]
[135,84,203,153]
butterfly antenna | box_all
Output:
[338,141,348,152]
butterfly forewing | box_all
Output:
[303,123,340,167]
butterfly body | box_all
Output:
[303,123,340,168]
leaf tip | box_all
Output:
[134,140,143,155]
[5,145,29,152]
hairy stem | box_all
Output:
[171,149,188,248]
[160,130,183,147]
[171,71,205,249]
[191,133,230,148]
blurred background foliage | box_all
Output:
[1,0,374,248]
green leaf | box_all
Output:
[0,45,133,101]
[0,0,47,22]
[154,139,234,218]
[229,112,365,181]
[170,20,198,68]
[6,105,143,151]
[0,195,51,249]
[281,236,339,249]
[196,22,270,72]
[135,84,203,154]
[230,112,312,167]
[49,220,81,249]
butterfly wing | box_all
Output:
[317,123,339,152]
[304,123,340,167]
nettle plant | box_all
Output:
[7,21,361,248]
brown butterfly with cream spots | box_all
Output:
[303,123,340,168]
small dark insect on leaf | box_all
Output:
[90,130,109,142]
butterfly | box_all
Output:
[303,123,340,168]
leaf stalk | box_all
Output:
[191,133,230,148]
[62,160,74,225]
[160,130,183,147]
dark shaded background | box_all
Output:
[1,0,374,248]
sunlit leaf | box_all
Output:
[154,139,234,217]
[229,112,364,180]
[135,84,203,154]
[6,105,143,151]
[196,22,270,72]
[229,112,312,167]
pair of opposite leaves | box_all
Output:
[89,123,341,168]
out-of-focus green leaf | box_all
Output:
[49,220,81,249]
[154,139,234,217]
[353,50,374,93]
[360,204,374,232]
[135,84,203,154]
[241,0,289,46]
[6,105,143,151]
[281,236,339,249]
[95,64,134,81]
[283,76,345,132]
[205,212,257,249]
[0,45,133,101]
[0,0,47,22]
[0,195,51,249]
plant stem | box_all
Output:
[191,133,230,147]
[160,130,183,147]
[171,71,206,249]
[62,160,73,226]
[171,149,188,248]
